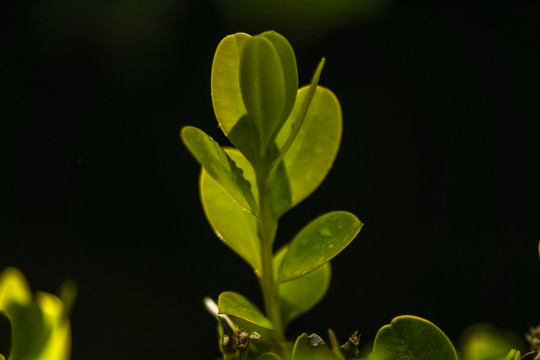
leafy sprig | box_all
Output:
[182,30,462,360]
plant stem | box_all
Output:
[256,161,286,352]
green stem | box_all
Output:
[256,160,285,352]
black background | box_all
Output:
[1,1,539,359]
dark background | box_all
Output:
[1,1,539,359]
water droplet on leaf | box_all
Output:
[319,226,332,236]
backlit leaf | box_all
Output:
[200,149,260,273]
[274,247,331,326]
[218,291,274,329]
[278,211,362,283]
[211,32,251,135]
[274,86,342,215]
[182,126,257,214]
[239,31,298,152]
[372,315,458,360]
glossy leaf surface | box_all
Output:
[373,315,458,360]
[239,31,298,151]
[182,126,257,214]
[0,311,11,359]
[292,333,333,360]
[274,86,342,214]
[211,32,251,135]
[274,247,331,326]
[278,211,362,283]
[200,149,260,273]
[218,291,274,329]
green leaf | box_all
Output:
[504,349,520,360]
[292,333,333,360]
[181,126,257,214]
[257,353,282,360]
[259,30,298,127]
[218,291,274,329]
[239,31,298,152]
[274,246,331,326]
[200,148,261,273]
[211,32,251,135]
[327,329,346,360]
[271,58,324,168]
[273,85,342,215]
[0,311,11,359]
[278,211,362,283]
[372,315,458,360]
[8,302,53,360]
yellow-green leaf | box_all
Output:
[182,126,257,214]
[274,86,342,215]
[278,211,362,283]
[211,32,251,135]
[200,148,260,273]
[239,32,298,152]
[218,291,274,329]
[274,246,331,326]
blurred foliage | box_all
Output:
[0,268,75,360]
[459,324,526,360]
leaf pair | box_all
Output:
[0,267,75,360]
[212,31,297,160]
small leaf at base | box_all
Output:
[218,291,274,330]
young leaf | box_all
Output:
[0,311,11,360]
[181,126,257,214]
[271,58,325,170]
[327,329,346,360]
[278,211,362,283]
[200,148,261,273]
[257,353,282,360]
[292,333,333,360]
[273,86,342,216]
[504,349,520,360]
[211,32,251,135]
[274,247,331,326]
[239,31,298,153]
[372,315,458,360]
[218,291,274,330]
